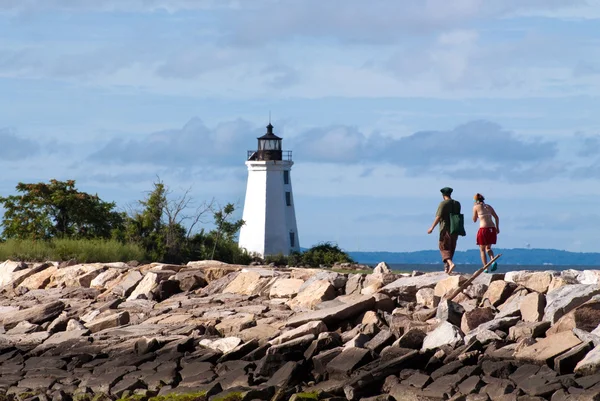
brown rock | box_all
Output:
[482,281,515,307]
[286,294,375,327]
[86,311,130,334]
[223,270,274,296]
[269,278,304,299]
[548,276,572,293]
[508,321,551,341]
[435,275,466,299]
[18,265,59,290]
[461,307,495,333]
[506,271,553,294]
[287,280,336,310]
[203,264,244,282]
[215,313,256,336]
[520,292,546,322]
[416,288,436,308]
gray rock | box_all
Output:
[436,300,465,327]
[543,284,600,324]
[111,270,143,297]
[422,322,463,351]
[554,341,593,375]
[0,301,65,330]
[326,348,372,379]
[380,272,448,299]
[575,344,600,375]
[299,271,347,291]
[373,262,391,274]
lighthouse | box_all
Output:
[238,123,300,257]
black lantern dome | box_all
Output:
[249,123,287,161]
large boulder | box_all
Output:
[577,270,600,285]
[90,268,122,289]
[461,307,495,333]
[422,322,463,351]
[505,271,554,294]
[345,274,364,295]
[543,285,600,324]
[127,272,162,301]
[514,330,582,364]
[48,263,106,288]
[298,271,347,291]
[286,295,375,327]
[436,300,464,327]
[416,288,436,308]
[223,270,276,296]
[269,278,304,299]
[270,321,328,345]
[18,265,58,290]
[380,272,448,300]
[434,275,466,299]
[520,292,546,322]
[0,260,28,286]
[111,270,144,297]
[547,298,600,335]
[287,280,336,310]
[575,344,600,375]
[482,280,515,306]
[0,301,65,330]
[373,262,391,274]
[361,273,397,295]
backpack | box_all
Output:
[449,200,466,236]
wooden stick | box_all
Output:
[445,253,502,302]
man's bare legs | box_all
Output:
[445,259,456,274]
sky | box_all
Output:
[1,1,600,254]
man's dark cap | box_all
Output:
[440,187,453,196]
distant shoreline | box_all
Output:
[348,247,600,266]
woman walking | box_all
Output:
[472,193,500,272]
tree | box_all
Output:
[0,179,124,240]
[123,180,168,262]
[124,178,216,264]
[211,203,245,260]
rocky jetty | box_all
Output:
[0,260,600,400]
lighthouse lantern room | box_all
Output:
[238,123,300,257]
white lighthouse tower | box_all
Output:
[238,123,300,257]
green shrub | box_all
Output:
[0,238,146,263]
[287,242,354,268]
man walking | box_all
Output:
[428,187,461,273]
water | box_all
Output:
[387,264,600,274]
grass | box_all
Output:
[291,392,320,400]
[115,391,209,401]
[0,238,146,263]
[211,392,243,401]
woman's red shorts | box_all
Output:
[477,227,497,245]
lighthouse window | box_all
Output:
[286,192,291,206]
[283,171,289,185]
[290,231,295,247]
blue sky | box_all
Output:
[1,0,600,253]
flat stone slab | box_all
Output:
[380,272,448,298]
[515,330,582,363]
[285,295,375,327]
